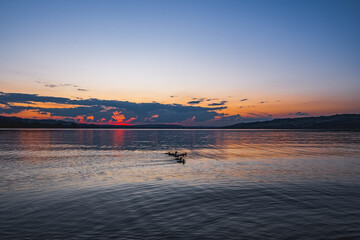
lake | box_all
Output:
[1,129,360,239]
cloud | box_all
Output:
[44,84,58,88]
[188,98,206,105]
[240,99,248,102]
[290,112,310,116]
[0,92,70,104]
[187,100,201,105]
[0,92,275,126]
[35,81,86,91]
[208,101,227,106]
[60,84,78,87]
[0,92,232,125]
[247,112,272,118]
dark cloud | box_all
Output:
[0,92,70,104]
[0,92,232,125]
[1,92,277,126]
[207,113,272,126]
[290,112,310,116]
[240,99,248,102]
[77,88,88,91]
[216,114,243,122]
[188,98,206,104]
[208,101,227,106]
[187,100,201,105]
[247,112,272,118]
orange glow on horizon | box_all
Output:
[9,101,85,109]
[1,91,359,126]
[0,109,52,119]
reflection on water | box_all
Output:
[1,129,360,239]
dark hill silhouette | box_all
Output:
[0,114,359,129]
[0,116,201,129]
[223,114,360,130]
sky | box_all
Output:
[0,0,359,126]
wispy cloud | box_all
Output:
[290,112,310,116]
[208,101,227,106]
[240,98,248,102]
[35,81,87,91]
[188,97,208,105]
[187,100,201,105]
[44,84,58,88]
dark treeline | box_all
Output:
[0,114,359,130]
[0,116,208,129]
[224,114,360,130]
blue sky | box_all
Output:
[0,0,359,125]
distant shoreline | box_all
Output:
[1,128,359,132]
[0,114,359,130]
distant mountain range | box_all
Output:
[0,114,359,130]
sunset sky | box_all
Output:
[1,0,359,126]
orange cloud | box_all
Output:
[0,103,10,109]
[0,109,51,119]
[106,111,130,125]
[9,101,84,109]
[111,111,126,122]
[125,117,136,123]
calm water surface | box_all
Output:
[1,129,360,239]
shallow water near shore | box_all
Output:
[1,129,360,239]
